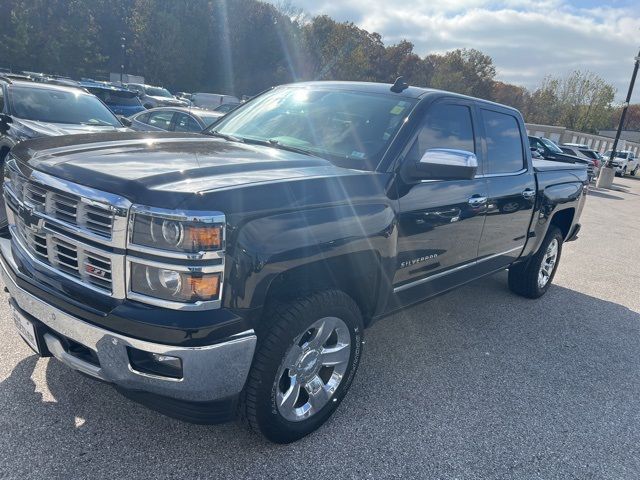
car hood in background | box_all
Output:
[15,118,126,137]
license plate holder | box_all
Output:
[11,304,41,355]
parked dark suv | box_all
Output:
[0,77,126,228]
[529,135,595,182]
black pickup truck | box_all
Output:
[1,81,587,443]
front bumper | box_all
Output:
[0,238,256,403]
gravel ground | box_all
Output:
[1,176,639,480]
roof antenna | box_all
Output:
[390,76,409,93]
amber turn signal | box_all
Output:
[185,274,220,299]
[184,226,222,251]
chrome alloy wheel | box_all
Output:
[538,238,558,289]
[275,316,351,422]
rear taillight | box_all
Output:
[594,159,600,168]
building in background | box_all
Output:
[597,130,640,144]
[525,123,640,156]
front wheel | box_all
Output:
[241,290,364,443]
[508,227,563,298]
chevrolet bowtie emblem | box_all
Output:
[18,204,43,231]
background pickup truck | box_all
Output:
[1,81,587,444]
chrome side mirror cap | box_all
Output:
[404,148,478,181]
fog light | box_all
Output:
[127,348,183,379]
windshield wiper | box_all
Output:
[242,137,316,158]
[81,119,114,127]
[207,130,244,143]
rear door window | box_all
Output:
[482,110,525,174]
[173,113,202,132]
[147,111,174,130]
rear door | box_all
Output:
[476,106,535,269]
[394,99,487,296]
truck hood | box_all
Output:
[15,118,125,137]
[11,131,359,202]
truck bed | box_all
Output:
[533,159,588,172]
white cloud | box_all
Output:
[277,0,640,102]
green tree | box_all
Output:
[427,49,496,98]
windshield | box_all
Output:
[605,150,628,159]
[207,87,417,169]
[579,149,598,160]
[145,86,172,98]
[87,88,142,106]
[540,137,563,154]
[9,86,121,126]
[198,112,223,127]
[215,103,239,113]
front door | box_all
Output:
[394,100,487,303]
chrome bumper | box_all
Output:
[0,237,256,402]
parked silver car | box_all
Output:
[125,107,224,132]
[125,83,189,109]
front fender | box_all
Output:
[223,203,397,315]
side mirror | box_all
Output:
[0,113,13,125]
[119,116,132,127]
[403,148,478,182]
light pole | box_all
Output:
[120,36,126,84]
[597,47,640,188]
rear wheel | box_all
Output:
[508,227,563,299]
[241,290,364,443]
[632,166,639,176]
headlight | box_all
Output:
[127,206,225,310]
[130,206,224,255]
[130,262,221,304]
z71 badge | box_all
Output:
[400,254,438,269]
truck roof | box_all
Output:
[282,81,521,114]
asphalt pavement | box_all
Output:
[1,176,639,479]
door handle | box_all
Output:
[522,188,536,199]
[468,195,487,207]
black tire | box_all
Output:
[508,227,563,299]
[241,290,364,443]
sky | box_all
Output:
[275,0,640,103]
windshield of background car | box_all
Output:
[605,151,628,159]
[208,87,417,169]
[579,149,598,159]
[9,86,121,126]
[88,88,142,106]
[198,112,223,127]
[145,86,172,97]
[540,137,563,153]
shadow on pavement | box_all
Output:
[588,189,624,200]
[2,274,640,478]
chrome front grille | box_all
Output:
[4,157,130,298]
[9,169,116,239]
[15,217,115,293]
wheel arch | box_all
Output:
[263,252,384,326]
[549,207,575,240]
